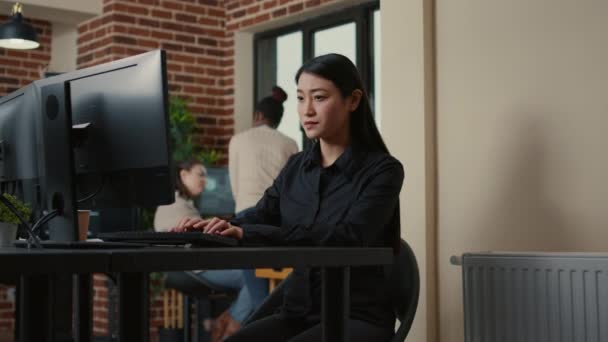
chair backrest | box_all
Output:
[244,240,420,342]
[386,239,420,341]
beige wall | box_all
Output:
[436,0,608,341]
[49,22,77,73]
[381,1,437,341]
[234,31,254,134]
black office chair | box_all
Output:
[164,271,237,342]
[243,239,420,341]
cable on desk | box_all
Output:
[31,210,60,234]
[77,176,106,204]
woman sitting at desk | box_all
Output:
[155,159,268,341]
[154,159,207,231]
[173,54,404,342]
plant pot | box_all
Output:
[0,222,18,247]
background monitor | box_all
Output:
[88,207,143,236]
[198,167,235,218]
[0,84,39,182]
[0,84,43,223]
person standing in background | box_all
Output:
[229,86,298,216]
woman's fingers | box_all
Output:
[175,217,190,231]
[220,226,243,240]
[206,219,228,235]
[172,217,226,233]
[206,220,224,234]
[182,218,199,231]
[202,217,221,233]
[193,218,211,229]
[174,217,207,232]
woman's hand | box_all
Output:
[203,217,243,240]
[170,216,243,240]
[170,217,210,232]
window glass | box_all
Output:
[276,31,303,150]
[314,22,357,65]
[254,2,378,147]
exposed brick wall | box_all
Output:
[0,285,14,339]
[0,16,52,338]
[75,0,337,164]
[92,274,110,335]
[224,0,334,30]
[0,15,52,95]
[76,0,232,163]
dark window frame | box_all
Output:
[253,1,380,147]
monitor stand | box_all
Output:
[39,82,78,242]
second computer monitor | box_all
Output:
[0,84,39,182]
[198,167,235,218]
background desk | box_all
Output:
[1,246,393,342]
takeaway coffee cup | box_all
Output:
[77,210,91,241]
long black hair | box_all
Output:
[296,54,400,253]
[295,53,389,154]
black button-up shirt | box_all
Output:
[232,142,404,327]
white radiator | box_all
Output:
[452,252,608,342]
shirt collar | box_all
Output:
[303,141,366,180]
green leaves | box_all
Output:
[0,193,32,225]
[169,96,196,162]
[169,96,221,166]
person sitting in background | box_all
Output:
[154,159,268,342]
[154,159,207,231]
[229,85,298,218]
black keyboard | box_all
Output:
[97,231,238,247]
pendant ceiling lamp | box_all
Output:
[0,2,39,50]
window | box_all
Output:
[254,2,380,149]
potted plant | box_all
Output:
[169,96,222,165]
[0,193,32,247]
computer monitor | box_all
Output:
[0,84,43,222]
[198,167,235,218]
[33,50,174,241]
[0,84,39,182]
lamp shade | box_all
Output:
[0,3,39,50]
